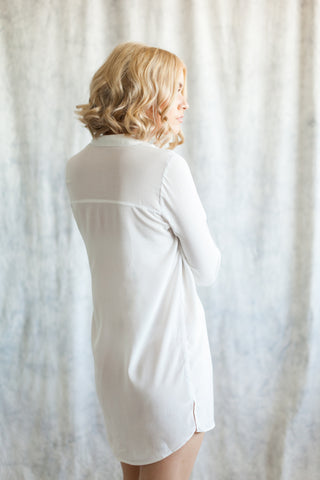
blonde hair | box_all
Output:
[75,42,188,149]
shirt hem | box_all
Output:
[112,422,215,466]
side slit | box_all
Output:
[193,401,198,432]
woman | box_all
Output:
[66,41,221,480]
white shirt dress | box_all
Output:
[65,133,221,465]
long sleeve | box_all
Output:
[160,152,221,286]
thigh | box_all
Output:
[139,431,205,480]
[120,462,140,480]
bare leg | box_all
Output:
[139,431,205,480]
[120,462,140,480]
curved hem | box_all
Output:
[112,422,215,466]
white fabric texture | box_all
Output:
[1,1,320,479]
[65,133,221,465]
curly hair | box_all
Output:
[74,42,188,149]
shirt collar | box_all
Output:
[90,133,157,149]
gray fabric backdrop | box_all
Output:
[1,1,319,479]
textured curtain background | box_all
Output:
[1,1,319,479]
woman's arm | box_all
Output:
[160,152,221,286]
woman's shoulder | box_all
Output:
[148,145,186,168]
